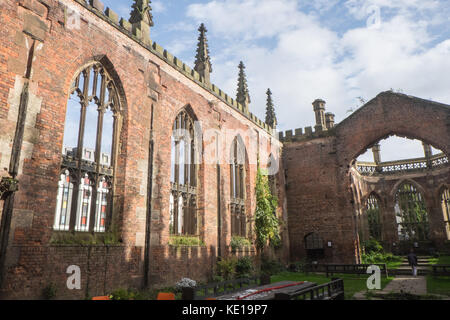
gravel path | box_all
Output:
[353,275,427,299]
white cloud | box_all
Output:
[182,0,450,159]
[152,0,166,13]
[187,0,302,40]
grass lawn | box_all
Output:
[429,255,450,265]
[426,275,450,297]
[386,261,403,269]
[271,272,394,300]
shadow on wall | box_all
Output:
[0,242,262,299]
[0,244,144,300]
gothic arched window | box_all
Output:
[169,110,198,236]
[54,62,121,232]
[365,194,382,240]
[441,188,450,240]
[394,183,429,241]
[230,136,247,237]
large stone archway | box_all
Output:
[335,92,450,165]
[283,91,450,263]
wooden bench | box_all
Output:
[274,279,345,300]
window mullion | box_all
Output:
[69,97,88,232]
[89,106,105,233]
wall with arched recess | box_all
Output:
[335,91,450,165]
[284,91,450,263]
[353,167,450,254]
[0,0,287,299]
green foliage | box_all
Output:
[42,283,57,300]
[361,252,402,265]
[272,272,394,300]
[169,235,205,247]
[396,184,430,240]
[254,168,280,250]
[49,231,121,246]
[426,275,450,297]
[230,236,252,252]
[361,238,402,267]
[109,288,138,300]
[261,257,284,276]
[362,238,383,254]
[235,257,254,278]
[215,258,237,280]
[366,208,382,240]
[288,259,309,273]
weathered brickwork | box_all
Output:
[0,0,287,299]
[352,167,450,254]
[1,0,448,300]
[283,92,450,263]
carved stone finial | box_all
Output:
[265,88,277,128]
[129,0,154,26]
[129,0,153,44]
[194,23,212,84]
[236,61,251,113]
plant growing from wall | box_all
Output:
[254,167,280,251]
[230,236,252,252]
[42,283,57,300]
[169,235,205,247]
[215,257,237,280]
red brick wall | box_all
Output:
[353,167,450,253]
[0,0,287,298]
[284,92,450,263]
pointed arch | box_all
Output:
[230,135,248,238]
[170,107,199,236]
[394,181,430,241]
[364,192,382,240]
[55,58,124,232]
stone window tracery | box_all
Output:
[365,194,382,240]
[169,110,198,236]
[230,136,247,237]
[394,183,429,241]
[54,62,121,232]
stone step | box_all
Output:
[398,262,429,266]
[388,269,429,276]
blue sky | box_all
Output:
[97,0,450,161]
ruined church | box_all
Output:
[0,0,448,299]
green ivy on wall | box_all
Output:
[254,167,280,250]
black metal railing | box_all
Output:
[323,264,388,278]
